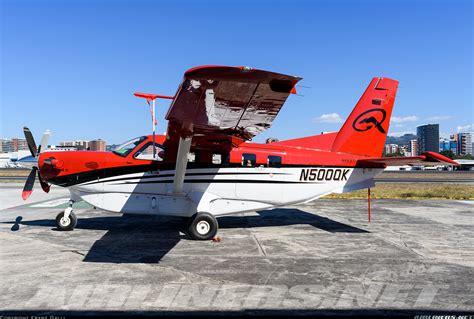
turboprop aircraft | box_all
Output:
[21,65,458,240]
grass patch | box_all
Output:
[323,183,474,200]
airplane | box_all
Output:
[21,65,458,240]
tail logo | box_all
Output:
[352,108,387,134]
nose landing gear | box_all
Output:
[55,200,77,231]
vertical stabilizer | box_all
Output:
[331,77,399,157]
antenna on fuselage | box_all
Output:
[133,92,174,159]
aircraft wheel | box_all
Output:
[188,212,218,240]
[55,211,77,231]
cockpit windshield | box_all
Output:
[112,136,147,157]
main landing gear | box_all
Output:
[187,212,219,240]
[55,200,77,231]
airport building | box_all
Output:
[417,124,439,154]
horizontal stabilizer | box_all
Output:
[356,152,459,167]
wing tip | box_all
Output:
[423,151,459,165]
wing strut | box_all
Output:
[173,136,192,194]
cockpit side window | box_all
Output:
[134,142,165,161]
[112,136,147,157]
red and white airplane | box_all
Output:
[21,65,458,240]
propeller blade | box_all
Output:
[38,130,51,154]
[38,171,50,193]
[23,127,37,158]
[22,167,37,200]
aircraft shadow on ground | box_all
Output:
[4,208,368,264]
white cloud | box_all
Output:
[391,115,418,123]
[440,132,451,139]
[312,113,343,124]
[425,115,453,121]
[388,131,416,137]
[457,124,474,132]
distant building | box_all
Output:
[11,138,28,151]
[59,140,89,150]
[0,138,14,153]
[57,139,107,151]
[74,140,89,150]
[89,139,106,151]
[0,138,26,153]
[59,141,75,147]
[439,138,457,154]
[417,124,439,154]
[454,133,472,155]
[409,139,418,156]
[384,144,399,155]
[399,145,410,156]
[48,145,77,151]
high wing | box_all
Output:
[356,151,459,167]
[163,65,301,195]
[164,65,302,151]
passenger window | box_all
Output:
[134,143,165,161]
[242,153,256,167]
[268,155,282,168]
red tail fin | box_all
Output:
[331,77,399,157]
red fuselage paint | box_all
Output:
[37,134,381,187]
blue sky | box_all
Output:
[1,0,472,145]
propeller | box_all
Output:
[21,127,51,200]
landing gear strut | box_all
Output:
[187,212,218,240]
[55,200,77,231]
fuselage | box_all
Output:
[37,134,385,217]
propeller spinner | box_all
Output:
[21,127,51,200]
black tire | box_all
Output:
[187,212,218,240]
[55,211,77,231]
